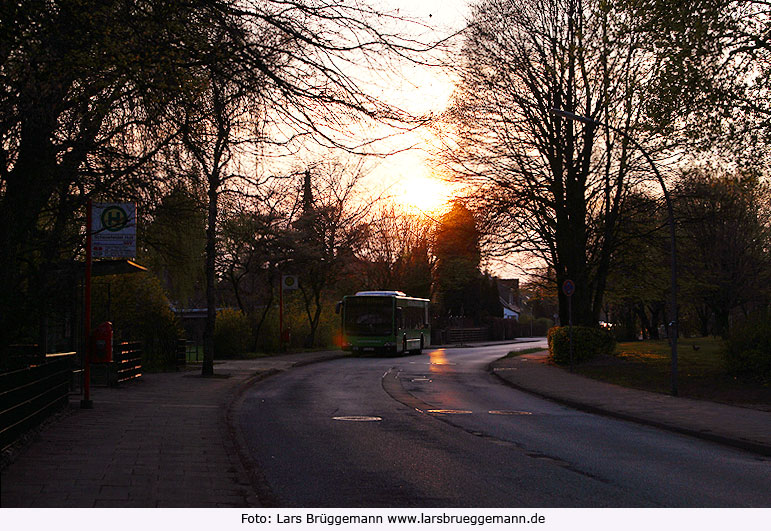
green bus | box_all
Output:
[337,291,430,354]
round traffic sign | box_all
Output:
[562,279,575,297]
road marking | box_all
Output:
[332,416,382,422]
[427,409,472,415]
[489,410,533,416]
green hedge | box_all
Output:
[92,273,181,370]
[547,325,616,364]
[725,314,771,380]
[214,308,254,358]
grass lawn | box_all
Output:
[505,347,548,358]
[571,336,771,409]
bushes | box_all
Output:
[548,326,616,364]
[214,308,254,358]
[252,296,341,352]
[92,273,181,370]
[725,314,771,380]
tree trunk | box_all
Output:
[202,180,218,377]
[647,302,663,340]
[635,303,652,340]
[695,304,711,337]
[713,307,730,339]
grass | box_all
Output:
[505,347,548,358]
[571,336,771,409]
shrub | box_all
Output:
[725,314,771,380]
[92,273,181,370]
[214,308,254,358]
[547,325,616,365]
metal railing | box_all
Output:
[0,353,76,452]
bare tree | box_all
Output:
[291,161,372,347]
[180,1,447,372]
[177,18,270,375]
[218,190,293,346]
[359,203,435,297]
[441,0,672,326]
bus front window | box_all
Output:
[344,297,393,336]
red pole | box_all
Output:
[82,200,93,408]
[279,275,284,351]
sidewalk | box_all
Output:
[490,351,771,456]
[0,351,346,508]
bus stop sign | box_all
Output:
[91,202,136,258]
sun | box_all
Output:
[397,174,454,214]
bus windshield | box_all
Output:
[344,297,393,336]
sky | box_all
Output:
[362,0,472,215]
[352,0,525,278]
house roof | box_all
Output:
[496,278,521,313]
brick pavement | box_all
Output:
[0,351,347,508]
[490,351,771,456]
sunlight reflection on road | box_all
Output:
[429,348,453,374]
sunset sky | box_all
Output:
[365,0,471,216]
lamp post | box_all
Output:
[549,108,679,396]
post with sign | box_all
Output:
[82,200,94,409]
[280,275,298,350]
[82,201,136,408]
[562,279,575,371]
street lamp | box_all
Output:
[549,108,679,396]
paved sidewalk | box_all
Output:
[490,351,771,456]
[0,351,345,508]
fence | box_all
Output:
[176,339,187,367]
[92,341,143,386]
[2,345,46,372]
[446,327,490,343]
[113,341,142,384]
[0,352,76,451]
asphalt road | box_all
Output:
[236,343,771,507]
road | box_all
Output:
[236,342,771,507]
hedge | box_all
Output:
[725,314,771,381]
[214,308,254,358]
[547,325,616,365]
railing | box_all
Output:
[176,339,187,367]
[91,341,142,386]
[112,341,142,385]
[0,353,76,451]
[2,344,45,372]
[446,327,490,344]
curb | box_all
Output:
[439,338,544,349]
[489,359,771,458]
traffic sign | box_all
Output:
[282,274,299,291]
[91,202,136,258]
[562,279,575,297]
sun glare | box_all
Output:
[397,174,454,214]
